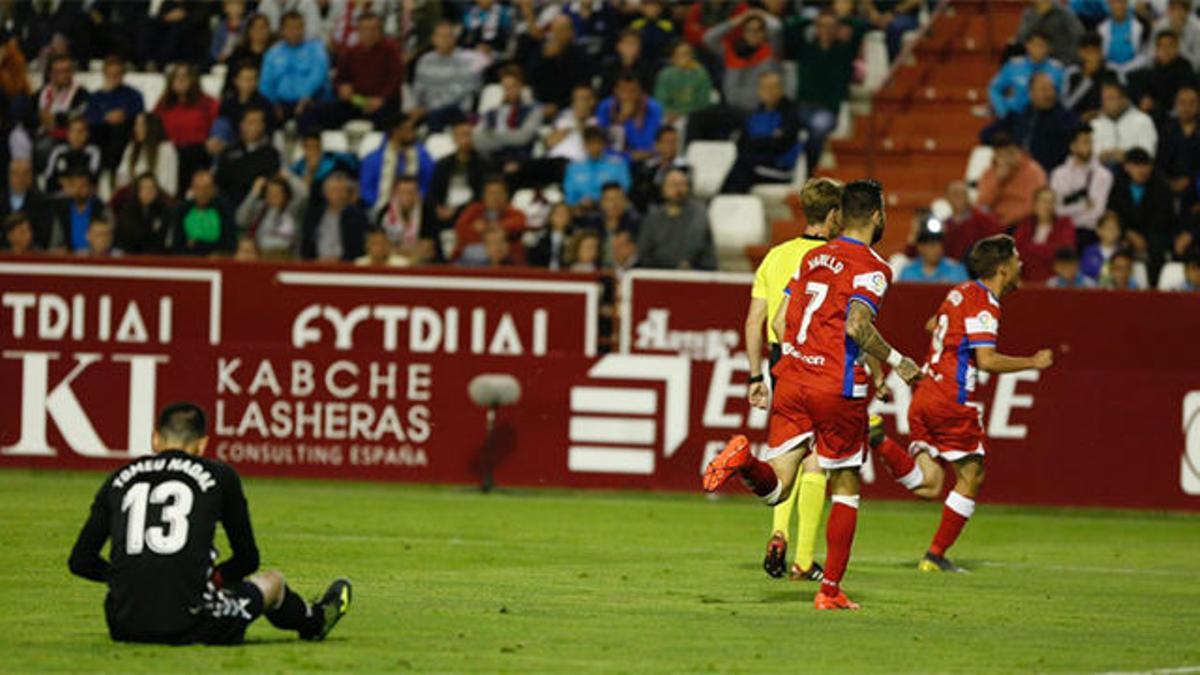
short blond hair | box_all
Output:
[800,178,843,224]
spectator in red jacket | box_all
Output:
[315,13,403,130]
[155,63,219,191]
[452,175,527,263]
[1013,186,1077,283]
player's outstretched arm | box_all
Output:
[974,346,1054,373]
[68,485,112,583]
[846,301,921,383]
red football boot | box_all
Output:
[702,435,752,492]
[813,590,860,610]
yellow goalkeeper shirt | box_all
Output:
[752,235,827,344]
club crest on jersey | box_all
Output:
[852,271,888,296]
[948,289,964,306]
[806,253,844,274]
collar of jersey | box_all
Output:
[836,235,866,246]
[975,280,1000,303]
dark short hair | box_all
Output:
[840,180,883,224]
[4,212,30,233]
[1101,79,1127,96]
[987,130,1017,150]
[582,125,607,144]
[618,28,641,43]
[103,54,126,68]
[601,181,624,193]
[157,402,208,444]
[1069,123,1094,143]
[1080,32,1102,49]
[917,229,944,245]
[1054,246,1078,262]
[655,126,678,141]
[240,105,267,121]
[1157,28,1179,42]
[969,234,1017,279]
[615,70,643,89]
[499,64,524,83]
[1124,147,1153,164]
[483,173,508,188]
[1026,30,1051,44]
[233,59,260,77]
[1111,248,1135,264]
[281,9,305,24]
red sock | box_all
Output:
[876,436,916,480]
[820,495,859,597]
[929,491,975,556]
[738,455,779,499]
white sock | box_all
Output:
[945,491,976,518]
[831,494,860,509]
[898,464,925,490]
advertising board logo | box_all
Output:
[566,355,690,475]
[0,263,220,459]
[1182,392,1200,495]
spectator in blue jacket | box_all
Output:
[563,126,632,208]
[722,71,801,193]
[989,31,1065,119]
[1098,0,1147,77]
[596,72,664,161]
[898,229,969,283]
[86,56,144,172]
[359,114,434,210]
[259,11,330,125]
[461,0,514,53]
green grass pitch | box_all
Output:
[2,469,1199,673]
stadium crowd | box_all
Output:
[0,0,1197,292]
[952,0,1200,291]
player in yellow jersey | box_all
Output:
[746,178,843,581]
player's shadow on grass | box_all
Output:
[241,636,350,646]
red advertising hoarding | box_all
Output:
[2,258,1199,510]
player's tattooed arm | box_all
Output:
[974,346,1054,373]
[846,301,921,383]
[865,353,892,401]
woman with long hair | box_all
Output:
[115,112,180,197]
[235,173,307,259]
[115,173,173,254]
[1012,186,1077,283]
[155,63,219,192]
[224,14,274,92]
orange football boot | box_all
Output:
[702,435,752,492]
[813,590,860,610]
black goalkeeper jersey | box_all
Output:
[68,450,260,642]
